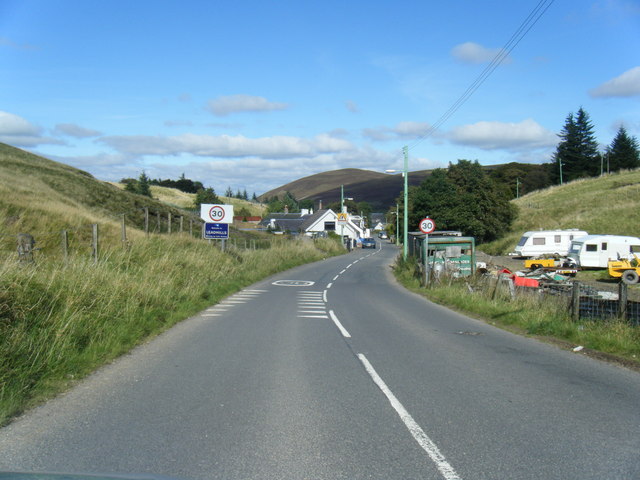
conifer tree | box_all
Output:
[607,126,640,172]
[137,171,152,197]
[551,107,600,183]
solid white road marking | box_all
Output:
[357,354,462,480]
[298,315,329,319]
[328,310,351,338]
[323,290,328,303]
[326,283,333,289]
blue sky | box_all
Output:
[1,0,639,196]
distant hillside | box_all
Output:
[0,143,200,255]
[109,182,266,217]
[260,168,431,211]
[481,169,640,254]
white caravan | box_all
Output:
[567,235,640,268]
[513,229,589,257]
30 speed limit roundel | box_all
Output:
[208,205,225,222]
[419,217,436,234]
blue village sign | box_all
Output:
[204,222,229,239]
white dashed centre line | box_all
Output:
[357,354,462,480]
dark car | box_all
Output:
[361,237,376,249]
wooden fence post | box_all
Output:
[17,233,35,263]
[180,216,184,234]
[619,282,628,321]
[61,230,68,262]
[144,207,149,237]
[156,212,161,233]
[92,224,99,264]
[121,214,127,245]
[190,219,193,237]
[571,281,580,322]
[168,213,172,234]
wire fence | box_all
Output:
[458,272,640,325]
[2,207,276,265]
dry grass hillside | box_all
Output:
[482,168,640,254]
[109,182,266,217]
[0,143,201,256]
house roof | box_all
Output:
[258,212,309,227]
[299,209,334,231]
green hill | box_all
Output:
[0,143,207,257]
[482,169,640,254]
[259,167,431,211]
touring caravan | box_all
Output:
[567,235,640,268]
[513,229,589,258]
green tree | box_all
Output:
[551,107,600,183]
[281,191,300,212]
[488,162,553,199]
[135,171,152,197]
[299,198,315,210]
[123,179,137,193]
[225,186,233,197]
[266,198,284,214]
[607,126,640,172]
[193,187,220,208]
[410,160,517,243]
[237,207,252,220]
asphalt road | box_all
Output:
[1,241,639,479]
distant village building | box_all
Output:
[259,208,364,239]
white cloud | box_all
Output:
[158,146,397,195]
[449,118,556,151]
[363,121,431,141]
[0,111,62,146]
[206,94,289,116]
[589,66,640,98]
[451,42,510,64]
[53,123,102,138]
[98,133,354,159]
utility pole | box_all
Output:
[396,203,399,246]
[516,177,521,199]
[558,157,563,185]
[402,146,409,261]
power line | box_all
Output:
[402,0,555,156]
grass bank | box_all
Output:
[393,257,640,367]
[482,168,640,255]
[0,235,344,425]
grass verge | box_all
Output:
[0,234,344,426]
[393,256,640,368]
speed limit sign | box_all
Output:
[419,217,436,234]
[200,204,234,224]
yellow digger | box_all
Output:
[608,254,640,285]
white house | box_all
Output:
[300,209,364,240]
